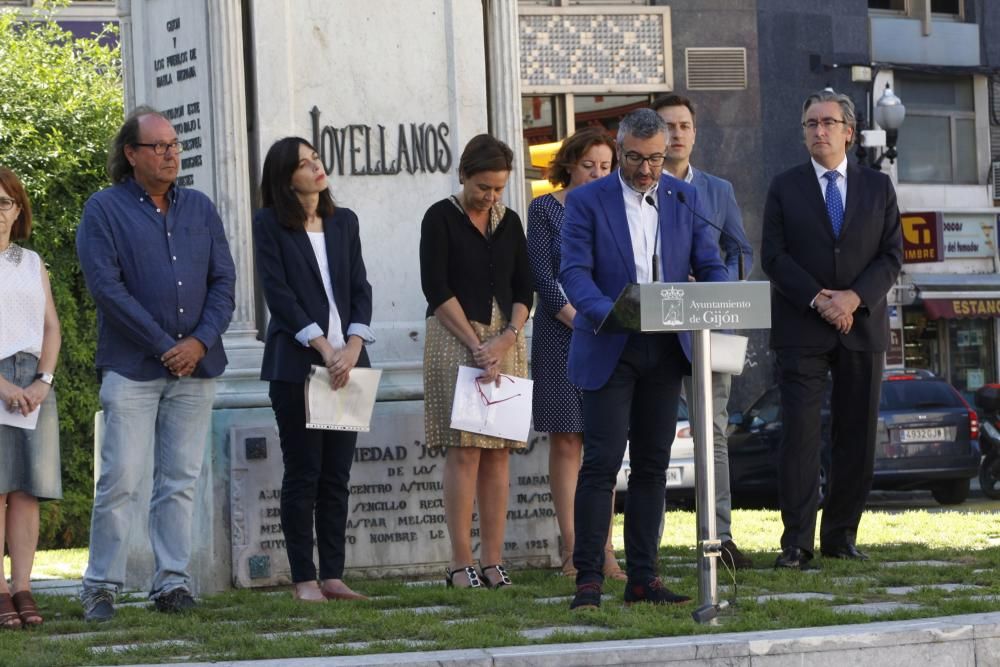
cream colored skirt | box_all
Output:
[423,299,528,449]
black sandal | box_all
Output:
[480,564,512,588]
[445,566,482,589]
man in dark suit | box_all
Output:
[653,94,755,570]
[560,109,728,609]
[762,90,902,569]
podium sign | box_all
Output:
[600,281,771,333]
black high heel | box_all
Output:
[479,564,512,588]
[445,566,482,589]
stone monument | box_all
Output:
[110,0,558,593]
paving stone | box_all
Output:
[831,601,923,615]
[45,631,113,642]
[756,592,836,603]
[880,560,953,568]
[970,595,1000,602]
[30,579,84,596]
[366,595,399,601]
[442,618,477,626]
[383,605,456,615]
[403,580,442,587]
[259,628,342,640]
[885,583,985,595]
[832,577,874,586]
[89,639,194,655]
[338,639,435,650]
[519,625,606,640]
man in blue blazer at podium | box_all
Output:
[560,109,728,610]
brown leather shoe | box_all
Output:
[720,540,753,570]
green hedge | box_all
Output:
[0,3,123,548]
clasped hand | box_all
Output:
[161,337,207,377]
[1,378,49,416]
[815,289,860,334]
[323,343,361,390]
[473,332,513,387]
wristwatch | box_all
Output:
[35,372,54,386]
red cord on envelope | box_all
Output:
[475,373,522,407]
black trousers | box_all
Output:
[775,345,883,554]
[573,333,687,585]
[269,381,358,583]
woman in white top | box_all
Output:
[0,167,62,629]
[253,138,374,603]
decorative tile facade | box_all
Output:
[520,10,671,92]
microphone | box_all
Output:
[644,193,662,282]
[676,191,746,281]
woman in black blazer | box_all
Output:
[253,136,374,602]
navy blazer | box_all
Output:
[253,206,373,382]
[761,161,902,352]
[559,171,728,390]
[690,169,754,280]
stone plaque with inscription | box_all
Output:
[230,401,559,587]
[127,0,215,199]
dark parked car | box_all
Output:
[727,369,981,506]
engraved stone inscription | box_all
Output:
[229,402,559,587]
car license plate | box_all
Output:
[900,427,946,443]
[666,467,683,487]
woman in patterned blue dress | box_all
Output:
[526,128,625,579]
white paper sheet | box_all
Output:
[449,365,533,442]
[0,405,40,430]
[305,366,382,432]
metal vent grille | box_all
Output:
[993,160,1000,197]
[685,47,747,91]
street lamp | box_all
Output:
[857,82,906,170]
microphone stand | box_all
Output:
[676,191,746,281]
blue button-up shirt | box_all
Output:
[76,177,236,381]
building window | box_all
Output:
[895,74,977,184]
[868,0,962,17]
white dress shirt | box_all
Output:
[618,170,660,284]
[812,156,847,207]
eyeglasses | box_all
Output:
[0,197,17,212]
[133,141,184,155]
[802,118,848,130]
[621,152,666,168]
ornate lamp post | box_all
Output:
[857,82,906,170]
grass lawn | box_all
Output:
[1,507,998,667]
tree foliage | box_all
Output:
[0,2,123,547]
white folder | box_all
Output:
[449,365,533,442]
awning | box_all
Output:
[907,273,1000,320]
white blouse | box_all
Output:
[306,231,346,349]
[0,245,45,360]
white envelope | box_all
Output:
[450,365,533,443]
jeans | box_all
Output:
[682,373,733,542]
[573,333,686,585]
[83,370,215,598]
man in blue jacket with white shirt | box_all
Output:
[654,94,755,571]
[560,109,728,610]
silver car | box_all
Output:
[615,397,695,508]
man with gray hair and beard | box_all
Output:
[76,106,236,621]
[559,108,727,610]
